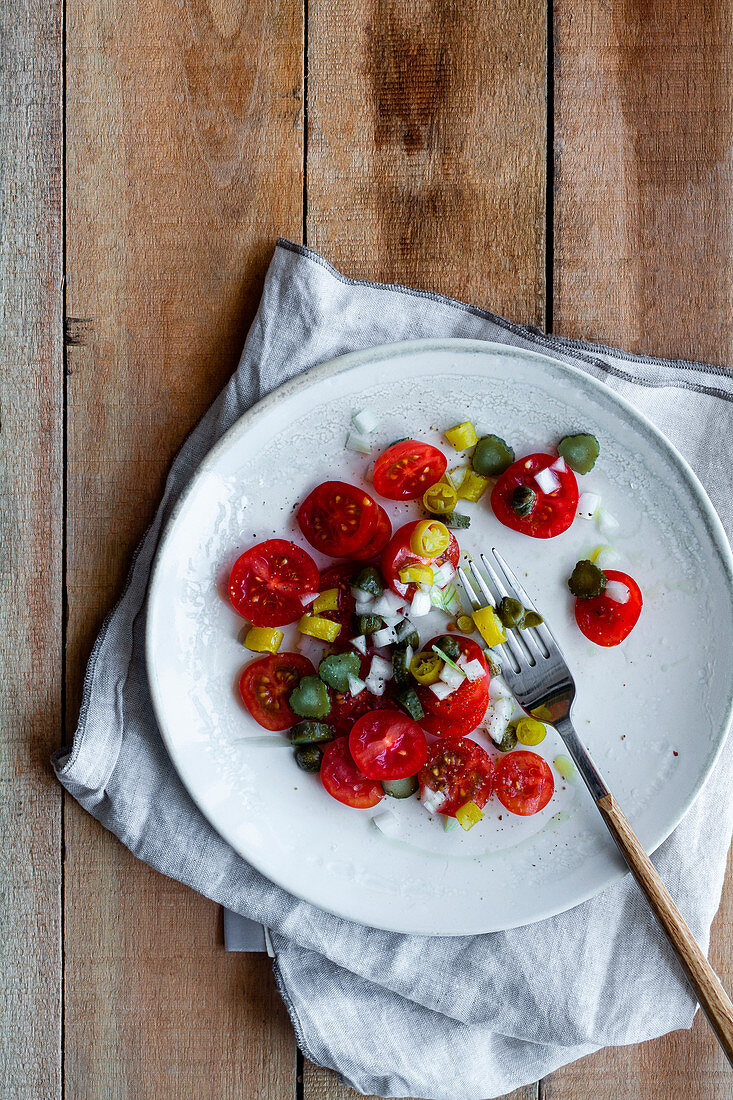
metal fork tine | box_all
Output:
[491,547,556,657]
[467,559,527,670]
[457,566,520,677]
[479,553,543,665]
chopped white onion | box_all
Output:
[459,657,486,682]
[372,626,398,648]
[371,590,404,616]
[381,613,403,628]
[350,634,367,656]
[393,580,409,597]
[432,562,456,588]
[295,635,323,664]
[369,654,393,680]
[535,466,562,495]
[605,579,630,604]
[372,809,400,836]
[300,591,318,606]
[488,675,512,701]
[485,696,515,741]
[597,507,620,537]
[429,680,457,701]
[364,673,387,696]
[593,546,620,571]
[351,586,374,605]
[396,619,417,642]
[354,601,374,616]
[352,407,380,434]
[347,674,367,696]
[439,663,465,689]
[409,589,432,618]
[418,582,433,593]
[421,787,447,815]
[551,455,567,473]
[345,431,373,455]
[577,492,600,519]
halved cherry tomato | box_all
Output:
[373,440,447,501]
[351,505,392,560]
[297,481,380,557]
[574,569,643,646]
[239,652,315,731]
[419,737,494,816]
[349,709,428,780]
[321,736,385,808]
[229,539,319,626]
[418,636,489,728]
[381,519,460,598]
[491,453,579,539]
[494,750,554,815]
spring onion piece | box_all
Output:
[472,606,507,647]
[432,562,456,588]
[410,519,450,558]
[432,644,463,673]
[399,564,434,586]
[577,492,600,519]
[439,662,465,690]
[243,626,284,654]
[455,801,484,831]
[456,469,490,502]
[458,656,485,682]
[554,754,576,780]
[597,507,620,537]
[298,615,341,643]
[352,407,380,433]
[423,479,459,514]
[350,634,367,656]
[445,421,478,451]
[431,583,461,613]
[605,579,630,604]
[346,431,373,455]
[422,787,447,815]
[369,654,393,681]
[347,673,367,696]
[312,588,339,615]
[372,809,400,836]
[535,466,562,495]
[444,815,459,832]
[409,589,432,618]
[429,680,457,701]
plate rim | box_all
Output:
[145,337,733,934]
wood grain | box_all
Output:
[549,0,733,1094]
[304,1060,539,1100]
[0,0,63,1089]
[63,0,303,1092]
[553,0,733,365]
[307,0,548,324]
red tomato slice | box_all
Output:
[420,693,489,739]
[491,453,579,538]
[239,653,315,731]
[381,520,460,598]
[349,709,428,780]
[574,569,643,647]
[229,539,319,626]
[418,636,489,726]
[351,506,392,560]
[419,737,494,816]
[297,481,380,557]
[373,440,447,501]
[330,686,393,737]
[318,562,361,632]
[494,750,554,816]
[321,736,385,808]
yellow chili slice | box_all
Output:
[410,519,450,558]
[422,480,459,515]
[409,651,443,685]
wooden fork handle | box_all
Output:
[597,793,733,1064]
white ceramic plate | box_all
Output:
[146,340,733,935]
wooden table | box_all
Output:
[4,0,733,1095]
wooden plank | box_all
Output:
[304,0,546,1096]
[553,0,733,366]
[305,1060,538,1100]
[306,0,548,325]
[0,0,64,1088]
[63,0,303,1092]
[550,0,733,1093]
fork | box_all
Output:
[459,548,733,1065]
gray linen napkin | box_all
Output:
[54,240,733,1100]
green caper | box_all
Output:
[521,610,544,629]
[498,597,525,628]
[294,745,324,772]
[558,433,600,474]
[490,724,518,753]
[511,484,536,518]
[567,559,607,599]
[436,635,462,661]
[358,614,383,635]
[353,565,383,597]
[472,434,515,477]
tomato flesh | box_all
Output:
[229,539,319,626]
[351,506,392,559]
[318,562,361,633]
[381,520,460,598]
[494,750,554,816]
[418,636,489,728]
[373,440,447,501]
[239,653,315,731]
[491,453,579,539]
[297,481,381,557]
[419,737,494,816]
[349,709,428,780]
[321,736,385,808]
[574,569,643,646]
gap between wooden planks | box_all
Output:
[12,0,728,1095]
